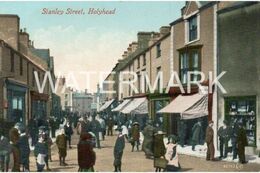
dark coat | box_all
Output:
[153,134,166,158]
[9,127,20,144]
[114,135,125,166]
[131,126,140,141]
[56,134,67,149]
[64,124,73,136]
[17,134,30,165]
[191,123,202,144]
[142,124,155,156]
[34,142,48,156]
[78,139,96,169]
[205,126,214,144]
[90,120,102,133]
[237,127,248,147]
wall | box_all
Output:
[218,3,260,153]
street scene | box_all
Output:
[0,1,260,172]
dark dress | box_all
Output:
[78,133,96,171]
[17,134,30,169]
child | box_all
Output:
[34,134,48,172]
[164,135,181,172]
[56,129,68,166]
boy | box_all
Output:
[56,129,68,166]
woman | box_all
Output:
[113,127,125,172]
[77,132,96,172]
[165,135,181,172]
[153,131,166,172]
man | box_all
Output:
[56,129,68,166]
[231,119,238,160]
[153,130,166,172]
[218,120,231,159]
[17,125,30,171]
[191,120,202,151]
[64,121,73,149]
[9,123,21,172]
[130,122,140,152]
[113,127,125,172]
[237,122,248,164]
[205,121,215,161]
[178,120,187,147]
[142,120,155,159]
[49,117,56,138]
[90,115,102,149]
[28,118,38,146]
[107,117,114,136]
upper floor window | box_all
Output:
[188,15,198,41]
[179,49,201,84]
[156,66,161,90]
[32,68,36,87]
[137,57,140,69]
[11,51,14,72]
[156,43,161,58]
[143,53,146,66]
[20,57,23,75]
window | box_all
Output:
[179,48,201,84]
[156,66,161,90]
[32,68,35,86]
[142,69,147,93]
[188,15,198,42]
[156,43,161,58]
[20,57,23,75]
[143,54,146,66]
[137,72,141,92]
[11,51,14,72]
[225,96,256,147]
[137,57,140,69]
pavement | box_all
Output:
[28,131,260,172]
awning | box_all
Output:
[120,97,147,114]
[99,99,115,112]
[112,99,131,112]
[157,93,208,120]
[131,99,148,114]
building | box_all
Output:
[0,15,51,125]
[56,76,73,112]
[217,2,260,154]
[72,89,93,115]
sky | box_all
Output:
[0,1,185,93]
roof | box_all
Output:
[0,39,46,71]
[218,1,259,14]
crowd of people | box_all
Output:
[0,111,253,172]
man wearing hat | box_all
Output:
[113,127,125,172]
[217,120,231,159]
[130,122,140,152]
[205,120,215,161]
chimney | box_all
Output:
[0,15,20,50]
[122,51,128,59]
[137,32,153,49]
[160,26,171,35]
[131,42,138,52]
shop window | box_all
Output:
[179,48,201,84]
[225,96,256,146]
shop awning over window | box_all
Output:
[131,99,148,114]
[120,97,147,114]
[112,99,131,112]
[99,99,115,112]
[157,93,208,119]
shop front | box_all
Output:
[6,81,27,124]
[224,96,256,147]
[30,91,49,119]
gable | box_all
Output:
[184,1,199,17]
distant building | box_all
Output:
[72,89,93,115]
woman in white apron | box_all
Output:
[165,135,181,172]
